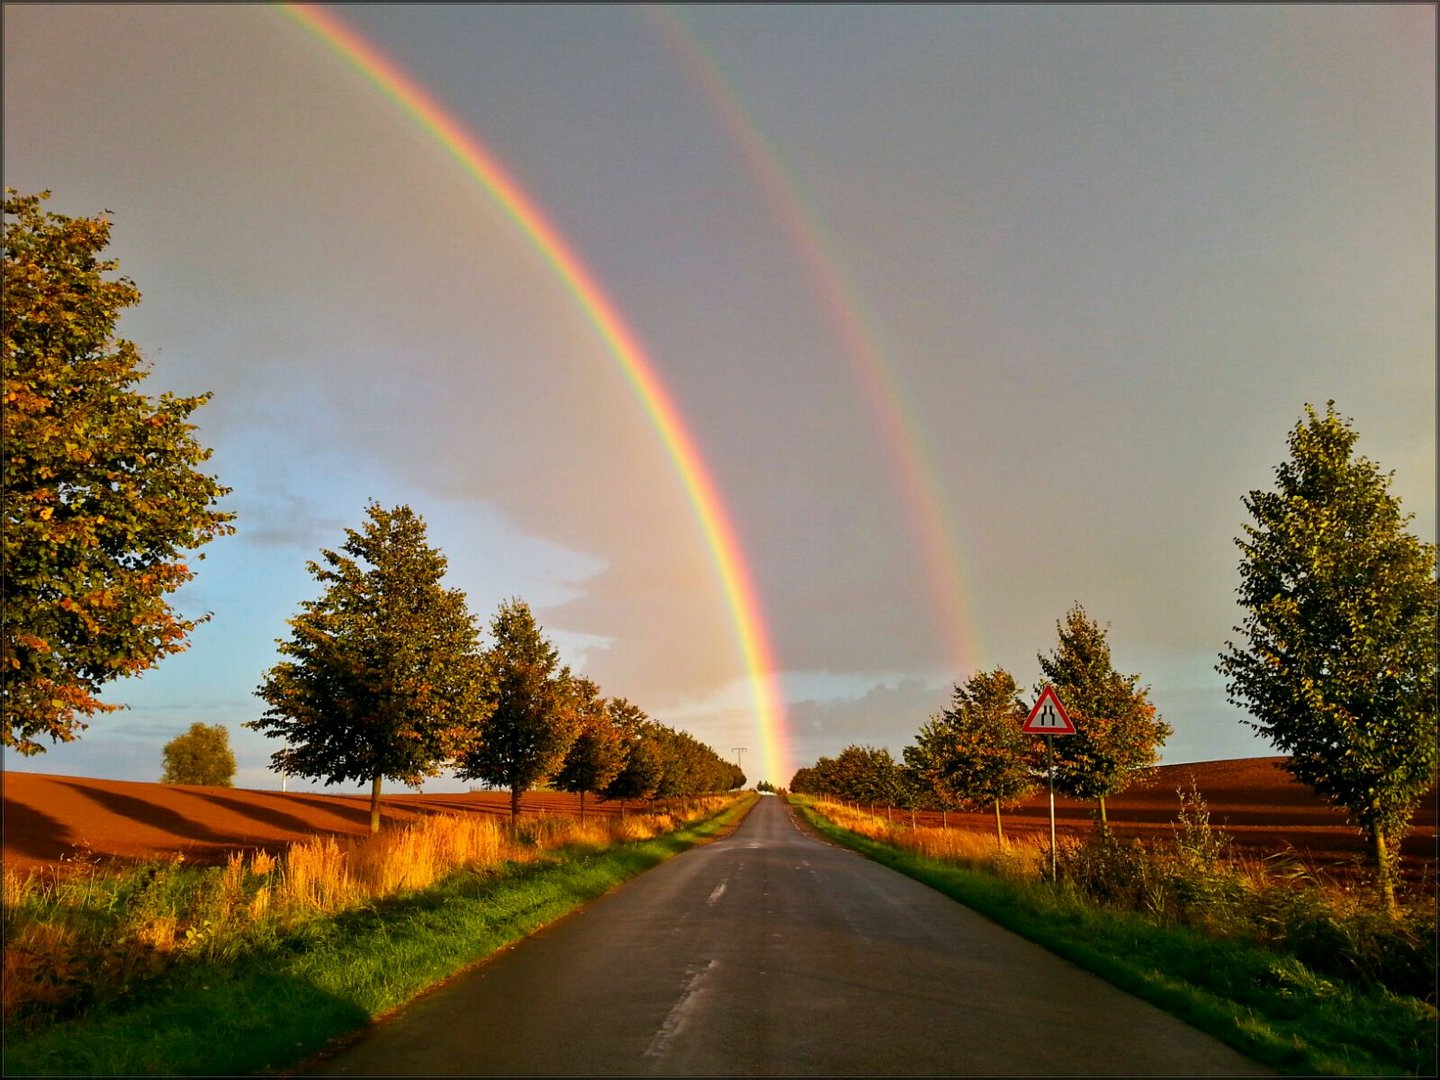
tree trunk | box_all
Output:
[993,799,1005,847]
[579,789,587,823]
[510,784,522,820]
[942,808,948,829]
[1371,822,1398,918]
[1097,796,1108,827]
[369,774,383,834]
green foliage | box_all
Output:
[2,190,234,755]
[456,599,577,817]
[249,503,489,829]
[551,678,625,818]
[649,723,745,798]
[1037,604,1171,815]
[1217,402,1438,911]
[907,668,1039,838]
[794,744,904,806]
[160,722,236,787]
[601,699,664,807]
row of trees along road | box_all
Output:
[790,605,1170,840]
[1,190,741,832]
[791,405,1435,913]
[248,502,746,831]
[5,191,1434,899]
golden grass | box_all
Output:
[2,794,740,1025]
[809,799,1051,882]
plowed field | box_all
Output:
[3,757,1434,880]
[2,773,626,874]
[908,756,1436,881]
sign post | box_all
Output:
[1023,685,1075,882]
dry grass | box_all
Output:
[811,799,1049,883]
[2,795,738,1026]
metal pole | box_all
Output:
[1047,736,1057,882]
[732,747,746,774]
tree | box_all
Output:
[161,722,236,786]
[913,669,1039,844]
[788,765,819,795]
[551,678,625,821]
[1217,403,1438,914]
[457,599,578,818]
[2,190,234,755]
[903,721,965,827]
[600,699,663,814]
[828,744,905,811]
[1037,604,1171,825]
[250,503,489,833]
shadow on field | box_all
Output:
[189,790,327,838]
[266,792,381,832]
[55,780,232,847]
[1,796,74,864]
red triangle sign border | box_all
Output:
[1024,684,1076,735]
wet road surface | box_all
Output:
[309,796,1265,1075]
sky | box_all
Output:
[4,3,1434,790]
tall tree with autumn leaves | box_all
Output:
[3,190,234,755]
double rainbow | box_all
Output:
[645,7,980,674]
[279,4,791,783]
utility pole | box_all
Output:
[732,747,746,776]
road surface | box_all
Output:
[309,796,1264,1075]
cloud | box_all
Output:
[784,677,952,769]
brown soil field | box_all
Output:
[890,757,1436,882]
[3,757,1434,881]
[1,773,630,875]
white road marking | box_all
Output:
[644,959,719,1062]
[706,882,727,906]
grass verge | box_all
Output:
[791,797,1435,1077]
[4,794,756,1076]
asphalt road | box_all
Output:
[308,796,1265,1076]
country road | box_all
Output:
[307,796,1265,1076]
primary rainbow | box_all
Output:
[646,7,982,675]
[279,4,792,784]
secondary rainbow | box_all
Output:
[279,4,792,784]
[646,7,982,674]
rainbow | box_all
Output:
[645,7,982,675]
[278,4,792,784]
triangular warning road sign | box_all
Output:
[1024,685,1075,735]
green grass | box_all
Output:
[792,797,1436,1077]
[3,795,756,1077]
